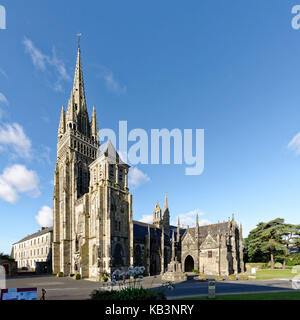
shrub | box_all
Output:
[228,274,237,281]
[192,269,199,274]
[73,273,81,280]
[90,287,165,300]
[286,254,300,266]
[274,262,283,269]
[57,272,64,277]
[198,275,206,281]
[101,275,108,282]
[237,275,249,280]
[215,275,224,281]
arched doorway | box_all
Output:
[184,255,194,272]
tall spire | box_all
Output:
[163,193,170,236]
[58,106,66,136]
[177,217,181,242]
[91,105,99,142]
[65,41,90,136]
[66,93,76,127]
[171,231,175,261]
[164,193,168,210]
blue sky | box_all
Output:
[1,0,300,254]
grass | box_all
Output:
[255,269,295,280]
[185,291,300,300]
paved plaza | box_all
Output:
[3,274,297,300]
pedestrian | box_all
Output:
[40,288,46,300]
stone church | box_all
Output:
[52,45,244,280]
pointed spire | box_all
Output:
[66,42,89,136]
[196,214,199,228]
[66,93,76,126]
[171,231,175,261]
[58,106,66,136]
[164,193,168,210]
[177,217,181,242]
[91,105,99,142]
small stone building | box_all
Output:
[0,256,17,276]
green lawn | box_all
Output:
[186,291,300,300]
[255,269,295,280]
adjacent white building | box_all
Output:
[11,227,53,271]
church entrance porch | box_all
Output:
[184,255,194,272]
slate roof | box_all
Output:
[133,221,185,242]
[182,222,229,241]
[13,227,53,245]
[96,140,129,166]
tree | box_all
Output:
[0,252,14,261]
[259,218,288,269]
[247,219,288,268]
[247,222,269,263]
[281,224,299,269]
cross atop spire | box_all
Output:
[77,33,82,49]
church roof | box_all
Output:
[182,221,229,241]
[133,221,185,242]
[13,227,53,245]
[96,140,129,167]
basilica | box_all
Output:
[52,45,244,280]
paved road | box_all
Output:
[4,275,296,300]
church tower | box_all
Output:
[53,44,99,275]
[88,141,133,277]
[153,202,162,228]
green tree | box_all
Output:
[247,222,269,263]
[281,224,299,269]
[259,218,288,269]
[247,219,288,268]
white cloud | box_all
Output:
[0,93,8,106]
[0,123,32,158]
[0,165,40,203]
[0,68,8,78]
[128,167,150,189]
[35,206,53,228]
[0,177,18,203]
[288,132,300,155]
[171,209,210,228]
[139,215,153,224]
[97,66,127,95]
[23,37,47,71]
[23,37,70,92]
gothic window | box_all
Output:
[208,251,212,259]
[119,168,123,183]
[113,243,123,267]
[119,221,121,232]
[109,165,115,182]
[134,245,143,266]
[75,237,79,252]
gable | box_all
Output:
[200,233,218,249]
